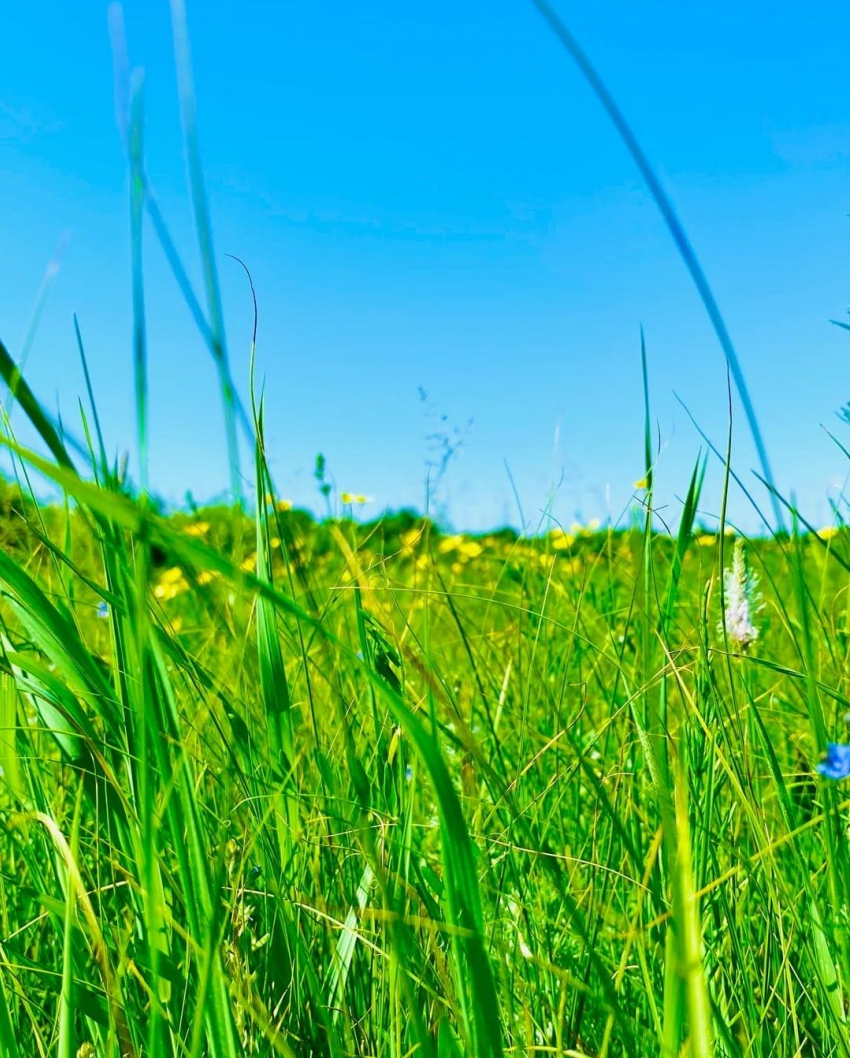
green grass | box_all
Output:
[0,9,848,1055]
[0,423,846,1056]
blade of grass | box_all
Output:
[528,0,784,532]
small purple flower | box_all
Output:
[816,743,850,781]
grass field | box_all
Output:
[1,5,849,1055]
[0,386,847,1057]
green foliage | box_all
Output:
[0,431,845,1055]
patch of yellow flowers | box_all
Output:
[154,567,189,601]
[438,535,484,560]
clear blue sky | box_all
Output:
[1,1,849,531]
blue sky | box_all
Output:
[1,1,849,531]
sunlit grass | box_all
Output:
[0,436,846,1056]
[0,6,847,1056]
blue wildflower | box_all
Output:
[96,601,109,619]
[816,743,850,780]
[405,765,413,782]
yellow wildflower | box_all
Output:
[438,535,463,554]
[550,528,575,551]
[154,567,189,601]
[401,527,423,551]
[276,499,292,512]
[184,521,209,537]
[437,535,483,561]
[696,534,716,547]
[241,553,257,572]
[634,477,648,490]
[341,492,372,505]
[817,525,840,541]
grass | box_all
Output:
[1,7,849,1056]
[0,429,846,1057]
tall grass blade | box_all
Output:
[528,0,784,531]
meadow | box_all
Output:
[1,4,849,1056]
[0,395,847,1058]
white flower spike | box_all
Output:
[720,538,761,648]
